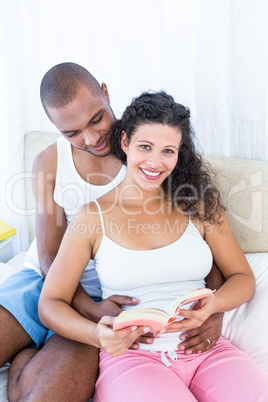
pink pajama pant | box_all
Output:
[94,337,268,402]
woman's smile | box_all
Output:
[140,167,163,180]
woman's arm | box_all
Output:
[38,205,148,355]
[38,206,99,344]
[203,211,255,313]
[170,210,255,330]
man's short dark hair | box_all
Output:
[40,62,103,113]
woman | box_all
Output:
[39,92,268,401]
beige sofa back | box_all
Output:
[24,131,61,244]
[24,131,268,253]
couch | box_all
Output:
[0,131,268,401]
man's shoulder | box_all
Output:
[32,141,58,176]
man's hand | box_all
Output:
[72,287,138,322]
[89,295,139,322]
[177,312,223,354]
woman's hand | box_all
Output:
[162,293,216,334]
[95,316,150,357]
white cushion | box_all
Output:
[0,251,27,284]
[0,364,9,402]
[222,253,268,372]
[0,263,20,284]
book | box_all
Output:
[0,220,16,242]
[113,288,214,333]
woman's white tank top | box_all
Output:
[93,199,213,351]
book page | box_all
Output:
[170,288,213,316]
[113,308,171,332]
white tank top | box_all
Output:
[93,200,213,351]
[24,137,126,298]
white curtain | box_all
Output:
[1,0,268,254]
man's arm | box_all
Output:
[32,144,67,278]
[177,262,225,354]
[205,261,225,290]
[32,144,138,322]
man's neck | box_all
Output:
[71,145,123,186]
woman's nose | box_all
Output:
[147,153,163,168]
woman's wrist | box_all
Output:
[90,322,103,349]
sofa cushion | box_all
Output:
[204,154,268,253]
[222,252,268,372]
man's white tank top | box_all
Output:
[93,200,213,351]
[24,137,127,298]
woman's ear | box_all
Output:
[121,131,128,153]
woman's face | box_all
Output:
[121,123,182,192]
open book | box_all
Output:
[113,288,214,333]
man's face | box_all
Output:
[47,85,115,157]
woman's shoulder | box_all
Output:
[70,200,101,227]
[182,202,225,238]
[190,216,205,238]
[75,189,118,221]
[96,188,119,210]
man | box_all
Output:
[0,63,224,401]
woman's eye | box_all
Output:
[164,149,174,154]
[140,145,151,150]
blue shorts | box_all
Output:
[0,268,101,348]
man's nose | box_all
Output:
[82,128,97,145]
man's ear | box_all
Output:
[101,83,110,104]
[121,131,128,153]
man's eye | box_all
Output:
[140,145,151,150]
[67,132,78,138]
[92,114,103,124]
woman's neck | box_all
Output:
[116,177,172,215]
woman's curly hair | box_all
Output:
[111,91,224,223]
